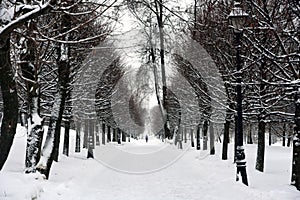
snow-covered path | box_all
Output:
[1,129,300,200]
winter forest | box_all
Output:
[0,0,299,199]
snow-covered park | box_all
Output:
[1,125,299,200]
[0,0,299,200]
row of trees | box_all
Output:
[0,0,120,178]
[124,0,299,191]
[191,0,299,190]
[0,0,299,192]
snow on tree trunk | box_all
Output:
[87,119,94,158]
[36,38,69,177]
[63,92,72,156]
[292,88,300,190]
[25,97,44,173]
[36,94,61,179]
[0,37,18,171]
[88,119,95,149]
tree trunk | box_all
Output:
[88,119,95,149]
[178,126,183,149]
[102,123,105,145]
[269,122,272,146]
[36,51,69,176]
[184,126,187,143]
[234,115,237,162]
[36,94,63,179]
[190,128,194,147]
[87,119,94,158]
[121,130,126,142]
[196,124,201,150]
[256,119,266,172]
[117,128,121,144]
[75,121,81,152]
[63,119,70,156]
[95,123,100,146]
[63,91,72,156]
[83,119,88,148]
[20,31,45,173]
[112,128,117,142]
[25,108,44,173]
[222,119,230,160]
[0,37,19,171]
[291,88,300,190]
[248,122,253,144]
[287,134,291,147]
[203,120,208,150]
[210,122,215,155]
[283,122,286,147]
[24,89,44,173]
[107,125,111,142]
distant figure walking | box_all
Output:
[145,135,148,143]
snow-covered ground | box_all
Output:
[1,125,300,200]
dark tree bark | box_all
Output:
[248,122,253,144]
[63,119,70,156]
[107,125,111,142]
[283,122,286,147]
[75,121,81,152]
[184,126,187,143]
[210,122,215,155]
[102,123,105,145]
[222,119,230,160]
[269,123,272,146]
[83,119,88,148]
[256,119,266,172]
[52,15,71,162]
[63,91,72,156]
[112,128,117,142]
[121,130,126,142]
[196,124,201,150]
[0,37,19,171]
[88,119,95,149]
[95,123,100,146]
[87,119,94,158]
[203,120,208,150]
[117,128,121,144]
[292,89,300,190]
[190,128,195,147]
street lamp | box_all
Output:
[228,1,249,186]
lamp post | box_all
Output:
[228,1,249,186]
